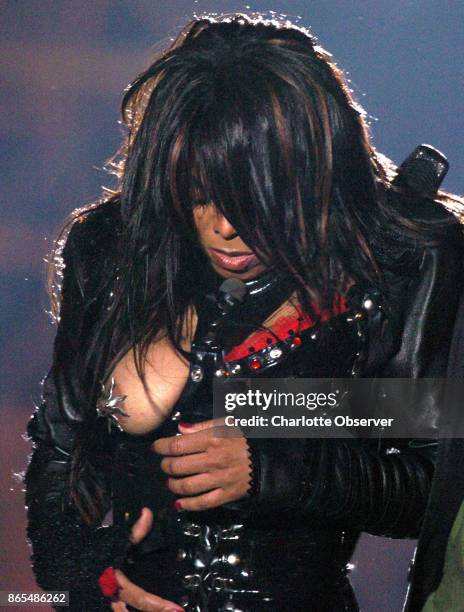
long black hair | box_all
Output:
[48,13,462,524]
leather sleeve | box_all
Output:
[24,442,130,611]
[243,218,464,538]
[24,217,131,611]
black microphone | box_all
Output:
[216,278,249,314]
[202,279,249,345]
[393,144,449,198]
[190,279,249,378]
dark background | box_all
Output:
[1,1,462,610]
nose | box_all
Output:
[213,210,238,240]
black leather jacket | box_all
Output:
[404,289,464,612]
[24,190,464,611]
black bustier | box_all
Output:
[114,274,371,612]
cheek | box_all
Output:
[192,209,210,243]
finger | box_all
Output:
[179,419,241,439]
[175,488,227,512]
[152,429,216,456]
[167,473,219,497]
[111,602,129,612]
[160,452,211,476]
[130,507,153,544]
[178,417,225,433]
[115,569,183,612]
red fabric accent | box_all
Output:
[224,294,349,362]
[98,566,120,599]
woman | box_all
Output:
[24,13,464,612]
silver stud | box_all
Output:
[194,557,205,569]
[230,363,242,375]
[226,553,240,565]
[176,548,187,561]
[218,524,244,539]
[190,365,203,382]
[362,298,374,311]
[269,347,283,360]
[212,576,232,592]
[214,368,227,377]
[182,522,202,537]
[182,573,201,588]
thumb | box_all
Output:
[130,507,153,544]
[178,418,225,434]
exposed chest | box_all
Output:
[108,288,370,436]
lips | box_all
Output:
[209,248,259,271]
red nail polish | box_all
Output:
[174,500,183,511]
[179,421,193,428]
